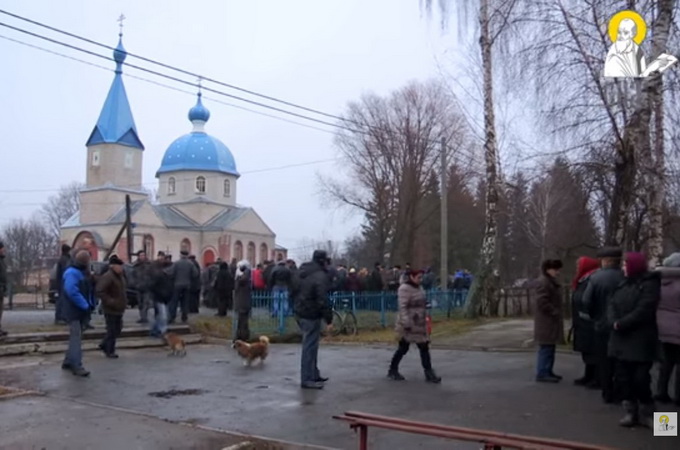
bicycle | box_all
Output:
[330,296,358,336]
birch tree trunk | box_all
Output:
[646,0,674,267]
[464,0,500,318]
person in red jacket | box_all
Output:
[252,264,266,291]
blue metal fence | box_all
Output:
[231,288,469,338]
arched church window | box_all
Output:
[91,150,100,167]
[124,151,133,168]
[224,179,231,197]
[168,177,176,195]
[196,176,206,194]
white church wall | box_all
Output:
[157,171,237,206]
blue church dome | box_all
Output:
[156,94,239,178]
[188,93,210,122]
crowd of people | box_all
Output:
[534,246,680,429]
[34,240,447,387]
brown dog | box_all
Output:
[164,332,186,357]
[232,336,269,366]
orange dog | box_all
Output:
[232,336,269,366]
[164,332,186,357]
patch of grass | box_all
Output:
[189,315,234,339]
[323,318,482,344]
[189,312,496,346]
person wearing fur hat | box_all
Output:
[582,246,625,403]
[96,255,127,358]
[571,256,601,387]
[655,253,680,406]
[607,252,660,428]
[534,259,564,383]
[0,241,7,337]
[234,260,252,341]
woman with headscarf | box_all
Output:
[571,256,601,387]
[655,252,680,406]
[608,252,660,428]
[534,259,564,383]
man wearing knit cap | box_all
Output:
[96,255,127,358]
[583,246,625,403]
[0,241,7,337]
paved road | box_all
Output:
[1,344,678,449]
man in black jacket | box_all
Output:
[270,256,293,317]
[54,244,72,325]
[149,251,173,337]
[582,246,625,403]
[295,250,333,389]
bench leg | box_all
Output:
[358,424,368,450]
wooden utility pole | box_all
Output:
[125,195,133,262]
[440,138,448,290]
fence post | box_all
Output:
[277,297,285,336]
[231,309,238,341]
[380,291,386,328]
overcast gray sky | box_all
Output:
[0,0,458,260]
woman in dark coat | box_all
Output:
[607,252,660,428]
[213,262,235,317]
[571,256,601,387]
[533,259,564,383]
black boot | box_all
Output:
[619,401,638,428]
[424,369,441,384]
[655,360,673,403]
[387,369,406,381]
[574,364,595,386]
[638,402,655,429]
[388,344,407,381]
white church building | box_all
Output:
[60,34,287,266]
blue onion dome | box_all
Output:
[113,35,127,66]
[155,94,239,178]
[188,93,210,123]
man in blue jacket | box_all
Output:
[61,249,95,377]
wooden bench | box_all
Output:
[333,411,616,450]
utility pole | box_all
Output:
[125,195,133,262]
[440,138,448,290]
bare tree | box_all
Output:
[423,0,520,317]
[514,0,678,255]
[41,182,81,243]
[1,217,55,288]
[321,80,470,267]
[293,238,343,264]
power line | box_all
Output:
[0,14,485,166]
[0,8,345,122]
[0,158,339,194]
[0,33,341,139]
